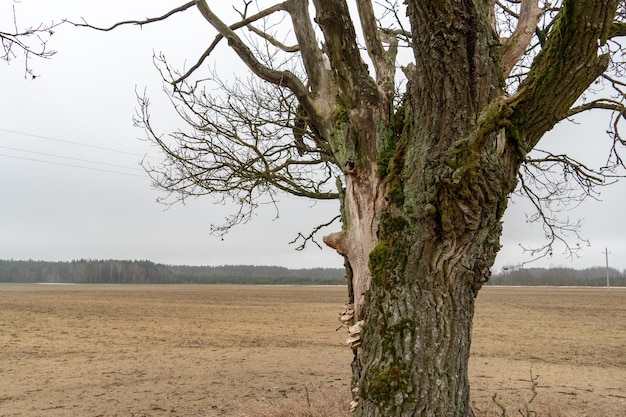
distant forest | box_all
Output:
[489,266,626,287]
[0,259,345,285]
[1,259,625,286]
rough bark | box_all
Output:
[349,3,512,416]
[339,1,619,416]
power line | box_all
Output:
[0,145,144,172]
[0,127,153,159]
[0,153,147,178]
[0,126,163,177]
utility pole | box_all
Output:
[603,247,611,293]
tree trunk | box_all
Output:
[359,271,477,417]
[331,2,517,416]
[316,1,618,416]
[354,126,512,416]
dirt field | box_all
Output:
[0,285,624,417]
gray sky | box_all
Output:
[2,1,625,271]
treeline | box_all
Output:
[489,266,626,286]
[0,259,345,285]
[168,264,344,284]
[0,259,174,284]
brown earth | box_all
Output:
[0,285,624,416]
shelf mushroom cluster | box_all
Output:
[339,304,363,349]
[339,304,365,412]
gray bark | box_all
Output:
[344,1,619,416]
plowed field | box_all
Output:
[0,285,624,416]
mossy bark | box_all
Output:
[356,133,513,416]
[348,3,512,415]
[315,1,619,416]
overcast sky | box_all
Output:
[2,1,625,271]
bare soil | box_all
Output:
[0,285,624,416]
[471,287,626,416]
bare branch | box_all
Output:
[245,24,299,53]
[286,0,337,130]
[195,1,307,97]
[376,0,411,45]
[516,170,588,261]
[567,98,626,118]
[500,0,542,78]
[289,215,341,250]
[606,110,626,171]
[513,146,616,260]
[565,97,626,173]
[312,0,379,110]
[356,0,396,108]
[136,56,340,235]
[172,1,291,85]
[69,2,196,31]
[1,5,63,79]
[286,0,327,93]
[379,27,411,45]
[191,0,340,152]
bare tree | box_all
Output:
[1,4,62,79]
[75,1,626,416]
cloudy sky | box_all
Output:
[2,1,625,271]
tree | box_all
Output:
[76,1,626,416]
[1,3,61,78]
